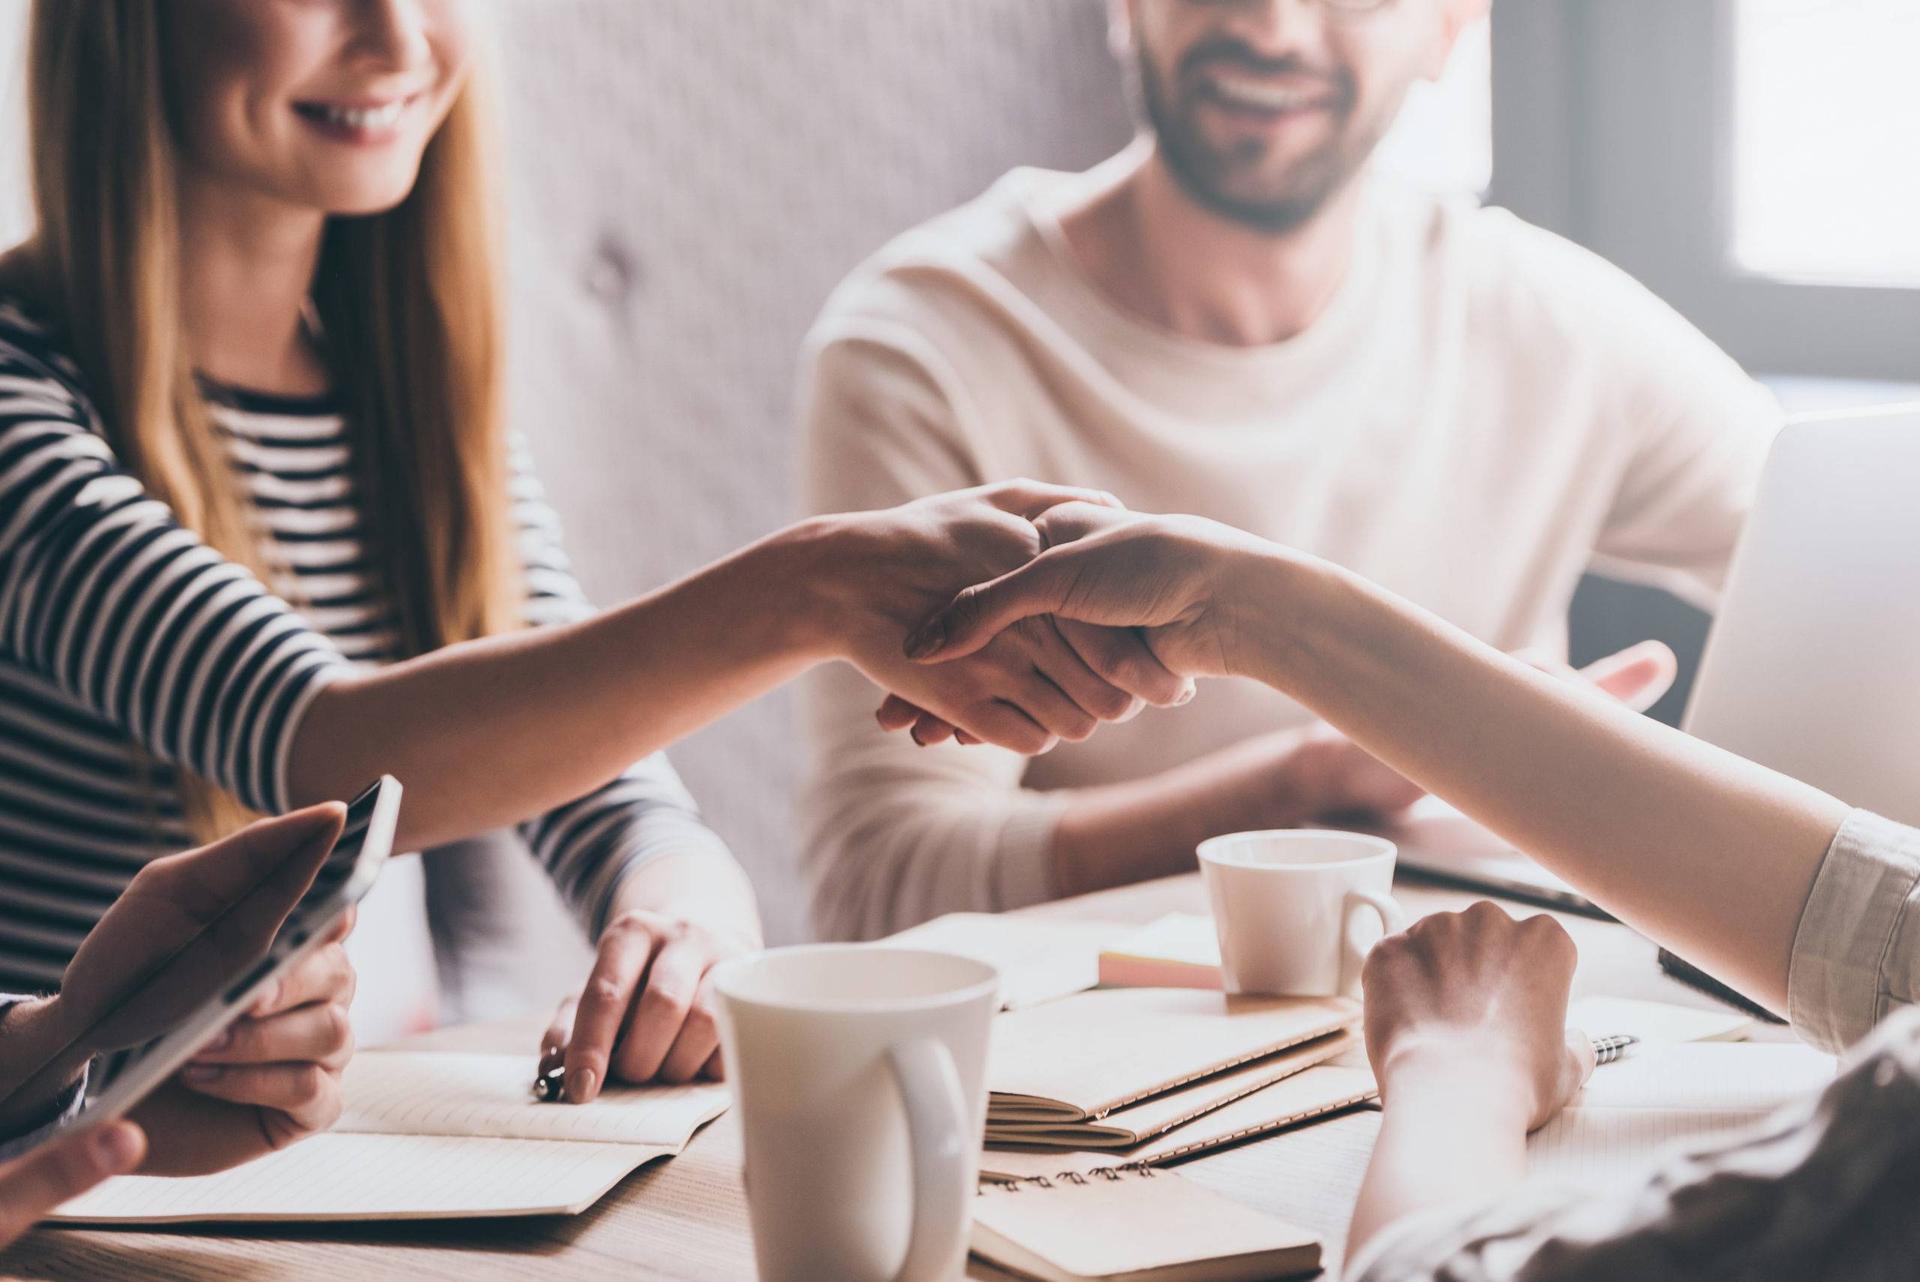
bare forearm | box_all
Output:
[1347,1062,1530,1265]
[289,520,839,850]
[1237,554,1849,1012]
[1048,729,1328,897]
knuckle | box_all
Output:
[324,1002,353,1051]
[588,974,628,1007]
[644,985,693,1020]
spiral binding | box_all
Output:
[979,1161,1158,1193]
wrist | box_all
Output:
[1377,1040,1537,1133]
[0,995,90,1129]
[606,851,764,948]
[1218,548,1332,687]
[742,515,855,666]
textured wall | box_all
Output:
[489,0,1140,942]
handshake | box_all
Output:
[825,480,1672,760]
[817,480,1276,756]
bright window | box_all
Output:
[1731,0,1920,286]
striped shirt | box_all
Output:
[0,296,734,993]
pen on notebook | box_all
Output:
[532,1045,567,1103]
[1591,1033,1639,1066]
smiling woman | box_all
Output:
[0,0,1174,1115]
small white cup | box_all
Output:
[1197,830,1409,997]
[713,945,999,1282]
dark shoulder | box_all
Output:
[0,286,99,427]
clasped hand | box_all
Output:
[831,483,1197,752]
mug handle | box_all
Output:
[1341,889,1410,989]
[886,1037,972,1282]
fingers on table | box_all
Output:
[564,920,733,1099]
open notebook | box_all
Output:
[973,1168,1321,1282]
[982,1063,1378,1182]
[51,1051,729,1223]
[989,989,1358,1123]
[1528,1042,1835,1189]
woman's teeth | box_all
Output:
[303,101,406,130]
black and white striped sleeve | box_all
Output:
[0,342,349,813]
[505,434,739,936]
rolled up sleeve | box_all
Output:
[1787,810,1920,1054]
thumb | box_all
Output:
[1579,640,1678,713]
[1564,1028,1598,1095]
[904,550,1081,663]
[0,1122,145,1243]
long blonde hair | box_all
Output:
[9,0,521,838]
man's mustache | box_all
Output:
[1177,38,1350,99]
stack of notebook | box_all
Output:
[967,987,1372,1280]
[979,987,1376,1181]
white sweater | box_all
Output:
[797,163,1780,940]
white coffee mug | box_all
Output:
[713,945,999,1282]
[1197,830,1409,997]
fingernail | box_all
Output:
[1174,685,1196,706]
[903,622,942,661]
[90,1123,143,1173]
[568,1067,598,1104]
[182,1064,221,1085]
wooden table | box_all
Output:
[8,874,1758,1281]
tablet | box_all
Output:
[21,776,401,1148]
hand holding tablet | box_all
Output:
[0,778,399,1177]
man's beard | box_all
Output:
[1137,43,1384,235]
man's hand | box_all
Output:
[1361,902,1594,1133]
[0,1122,145,1249]
[128,905,358,1176]
[539,856,762,1102]
[818,483,1191,754]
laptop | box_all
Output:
[1383,403,1920,915]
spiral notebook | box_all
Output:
[972,1167,1321,1282]
[988,989,1359,1123]
[981,1063,1378,1182]
[985,1031,1356,1149]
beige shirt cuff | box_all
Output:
[1787,809,1920,1053]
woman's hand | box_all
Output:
[128,906,358,1176]
[903,505,1279,681]
[539,855,762,1101]
[1361,902,1595,1133]
[0,1122,146,1248]
[815,483,1192,753]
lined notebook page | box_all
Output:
[989,990,1359,1120]
[884,913,1121,1009]
[1529,1043,1834,1188]
[50,1133,669,1223]
[338,1052,728,1144]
